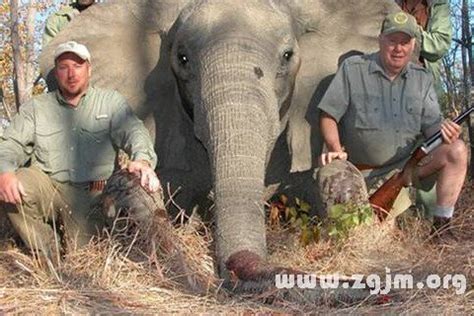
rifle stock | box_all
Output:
[369,106,473,221]
[369,148,426,220]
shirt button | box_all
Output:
[396,130,400,133]
[70,146,74,151]
[72,127,77,131]
[394,113,398,117]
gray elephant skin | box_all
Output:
[40,0,399,279]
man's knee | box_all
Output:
[16,167,52,195]
[445,139,468,165]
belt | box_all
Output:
[66,179,107,192]
[71,180,107,192]
[88,180,107,192]
[354,163,380,171]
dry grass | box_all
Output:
[0,182,472,314]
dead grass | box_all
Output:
[0,182,472,314]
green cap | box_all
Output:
[381,11,418,38]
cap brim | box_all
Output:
[382,29,415,38]
[55,51,89,61]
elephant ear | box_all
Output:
[39,0,194,171]
[285,0,400,172]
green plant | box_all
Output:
[268,195,321,246]
[326,202,374,240]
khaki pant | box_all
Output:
[364,165,437,219]
[1,167,106,261]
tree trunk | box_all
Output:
[461,0,473,178]
[10,0,37,110]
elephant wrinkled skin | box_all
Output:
[40,0,399,280]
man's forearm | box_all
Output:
[320,113,343,152]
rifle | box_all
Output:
[369,106,474,221]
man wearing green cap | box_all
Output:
[316,11,467,240]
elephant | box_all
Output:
[40,0,400,287]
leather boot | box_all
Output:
[430,216,458,243]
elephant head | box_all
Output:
[167,0,304,275]
[40,0,399,280]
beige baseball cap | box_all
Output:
[381,11,418,38]
[54,41,91,62]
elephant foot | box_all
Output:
[225,250,382,307]
[99,170,213,295]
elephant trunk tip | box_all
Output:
[225,250,265,281]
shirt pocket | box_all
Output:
[403,97,423,134]
[80,121,110,145]
[80,120,113,166]
[35,125,64,169]
[352,94,382,130]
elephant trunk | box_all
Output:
[196,42,279,277]
[211,121,267,277]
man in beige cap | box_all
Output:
[316,12,467,240]
[0,41,160,267]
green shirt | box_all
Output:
[0,87,157,182]
[318,53,442,167]
[396,0,452,96]
[42,6,79,47]
[422,0,452,96]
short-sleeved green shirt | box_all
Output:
[0,87,157,182]
[318,53,442,167]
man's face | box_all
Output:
[77,0,94,6]
[379,32,415,76]
[54,52,91,99]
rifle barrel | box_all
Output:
[422,106,474,153]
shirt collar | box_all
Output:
[55,86,92,108]
[368,53,412,79]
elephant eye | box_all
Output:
[178,53,189,66]
[283,50,293,62]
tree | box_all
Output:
[1,0,59,119]
[11,0,38,109]
[460,0,473,178]
[444,0,473,178]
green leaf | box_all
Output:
[299,201,311,213]
[329,204,345,219]
[328,227,338,236]
[300,214,309,225]
[289,207,297,219]
[339,213,352,221]
[352,216,360,226]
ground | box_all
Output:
[0,179,472,314]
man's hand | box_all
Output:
[440,120,462,144]
[125,160,160,193]
[318,151,348,167]
[0,172,26,204]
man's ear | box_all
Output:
[409,37,417,54]
[378,34,384,46]
[87,62,92,77]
